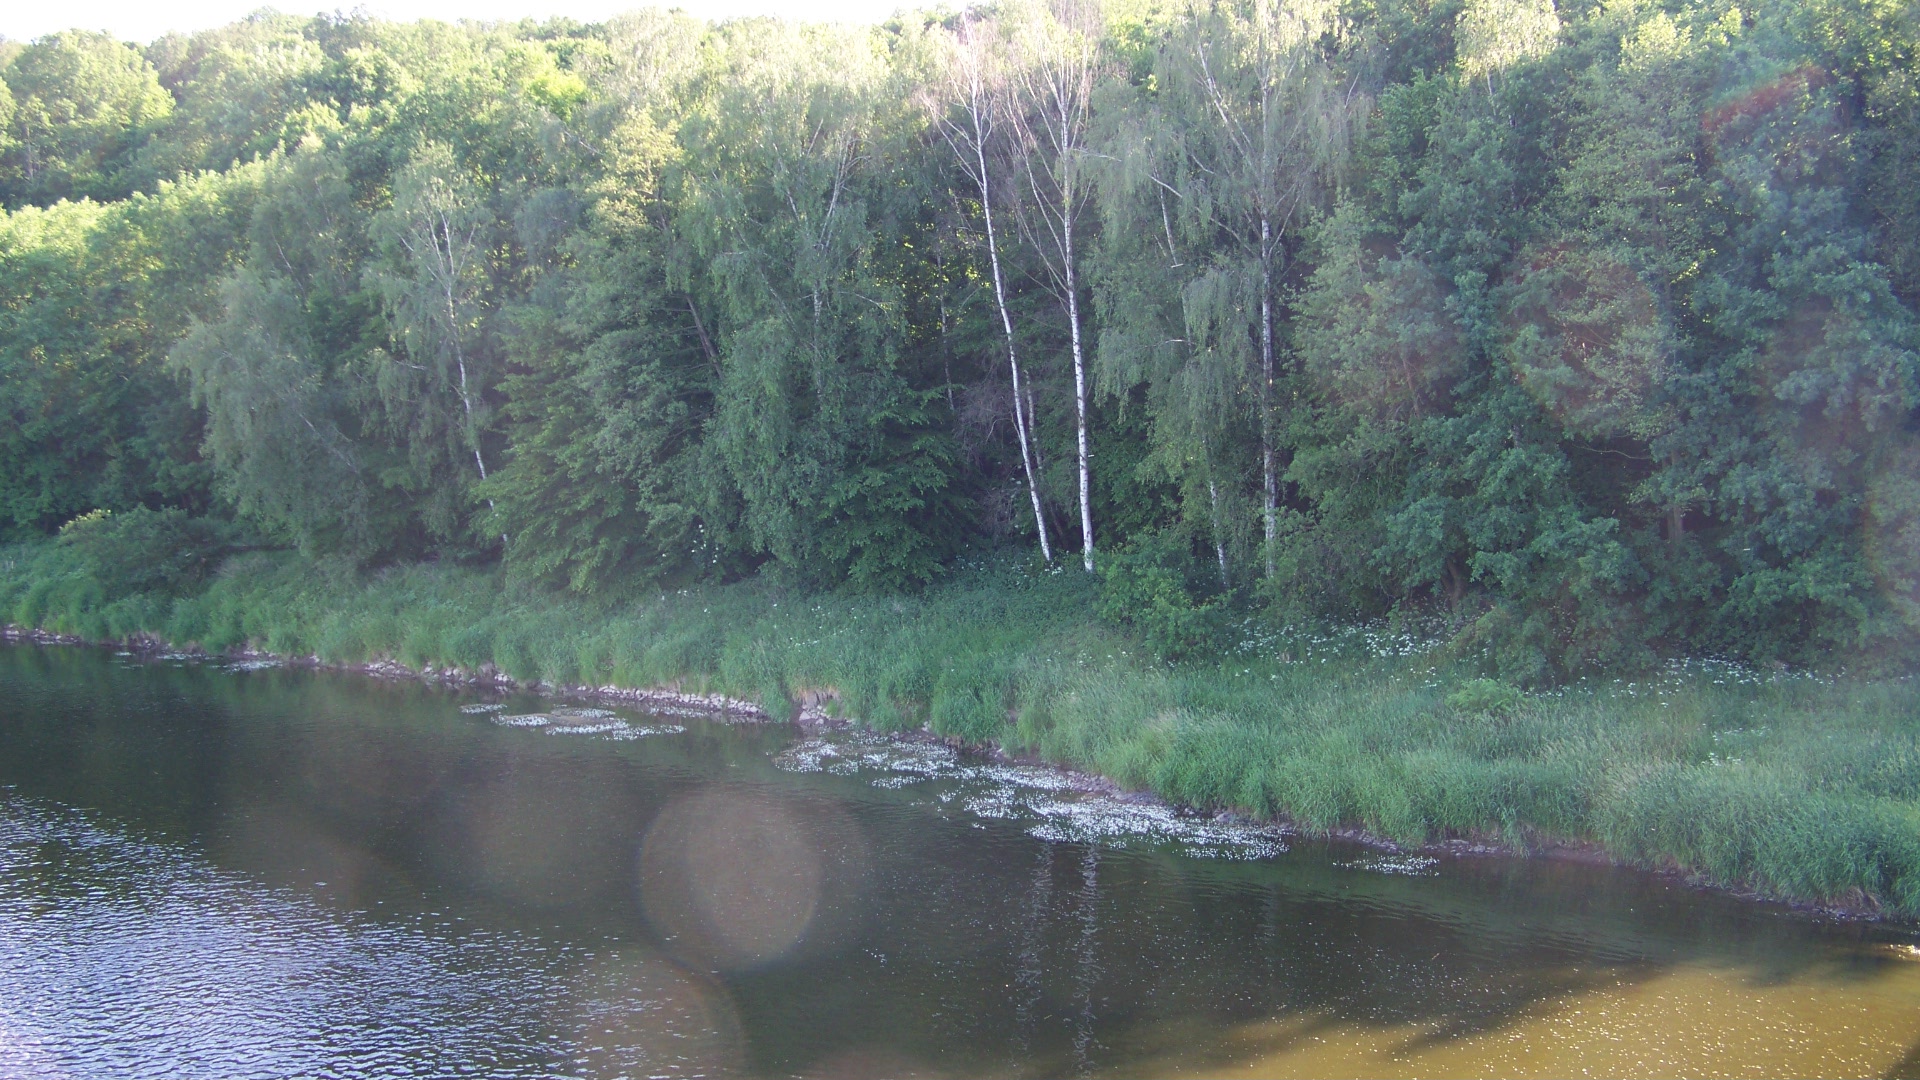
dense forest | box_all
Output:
[4,0,1919,680]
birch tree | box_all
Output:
[928,13,1054,564]
[370,142,502,539]
[1093,67,1248,586]
[1006,0,1105,572]
[680,20,963,588]
[170,146,382,556]
[1156,0,1359,578]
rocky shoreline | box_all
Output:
[1,623,1900,924]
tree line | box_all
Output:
[4,0,1919,678]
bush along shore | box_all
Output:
[4,539,1919,920]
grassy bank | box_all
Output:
[4,540,1918,917]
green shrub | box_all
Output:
[57,508,253,599]
[1447,678,1525,716]
[1097,532,1224,661]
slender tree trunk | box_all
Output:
[1258,216,1276,579]
[20,115,38,182]
[453,337,506,547]
[1065,227,1094,573]
[1001,15,1100,572]
[429,210,488,490]
[1025,385,1044,471]
[975,118,1053,564]
[1665,452,1686,545]
[1208,472,1229,588]
[686,294,720,376]
[939,293,955,411]
[457,355,488,481]
[1009,337,1055,565]
[447,292,488,485]
[445,276,502,547]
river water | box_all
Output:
[1,644,1916,1079]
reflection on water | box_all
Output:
[0,644,1916,1079]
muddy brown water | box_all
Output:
[1,644,1916,1079]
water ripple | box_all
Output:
[0,796,717,1079]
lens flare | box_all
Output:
[639,786,868,970]
[1501,243,1669,440]
[1304,250,1461,425]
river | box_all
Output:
[1,644,1916,1078]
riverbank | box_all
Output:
[4,542,1918,919]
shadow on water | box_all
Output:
[1,643,1917,1078]
[1890,1040,1920,1080]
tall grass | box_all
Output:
[4,540,1917,916]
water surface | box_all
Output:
[2,645,1916,1078]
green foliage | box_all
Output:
[1097,530,1222,660]
[169,144,394,558]
[6,0,1920,668]
[138,13,330,182]
[0,169,256,541]
[1,30,174,205]
[1445,676,1523,715]
[366,141,504,543]
[678,19,966,589]
[56,507,249,598]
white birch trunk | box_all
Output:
[1259,216,1276,579]
[1065,226,1093,573]
[1208,473,1229,587]
[439,240,492,496]
[965,62,1054,564]
[1002,10,1101,574]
